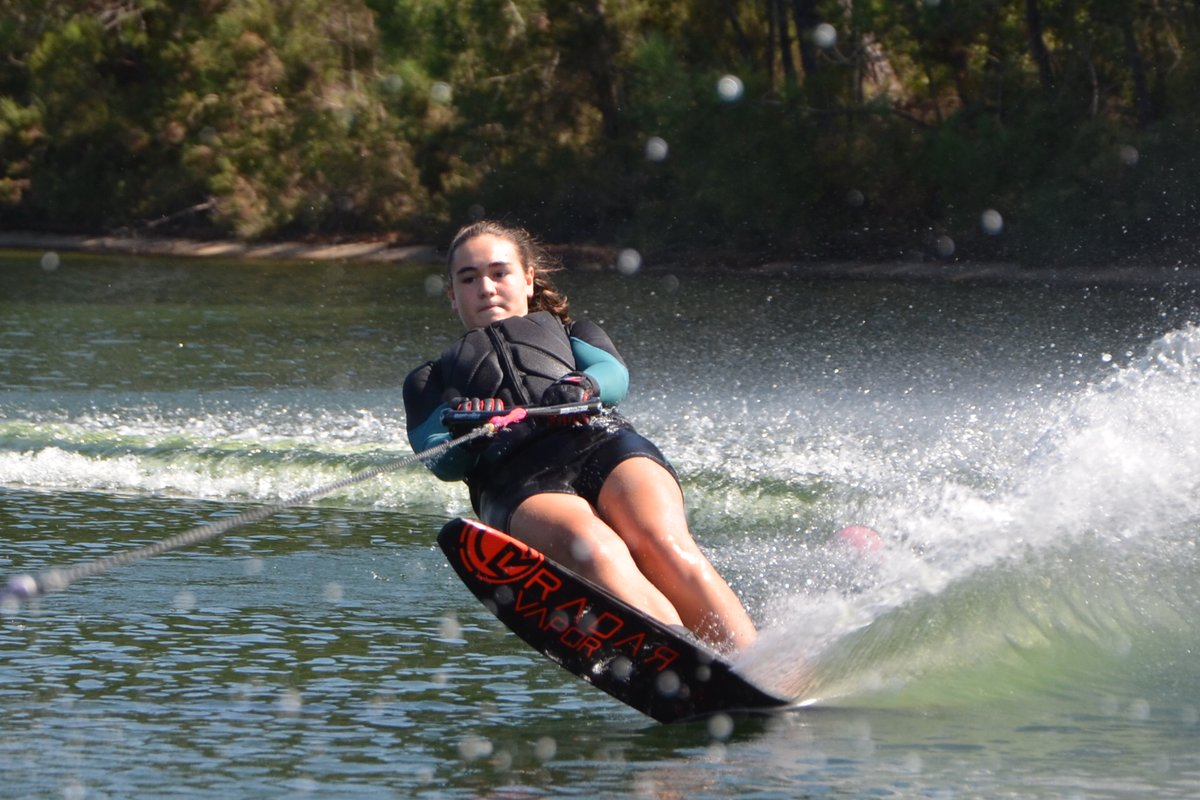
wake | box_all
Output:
[732,324,1200,707]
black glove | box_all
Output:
[446,397,506,439]
[540,372,599,407]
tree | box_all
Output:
[1025,0,1055,91]
[1,0,1197,263]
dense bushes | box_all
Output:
[1,0,1197,266]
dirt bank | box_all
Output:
[2,230,1198,288]
[0,231,438,264]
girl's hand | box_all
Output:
[540,372,599,406]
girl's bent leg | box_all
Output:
[509,492,684,627]
[597,458,758,652]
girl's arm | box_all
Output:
[403,361,478,481]
[567,320,629,405]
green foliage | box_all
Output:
[174,0,428,237]
[0,0,1197,265]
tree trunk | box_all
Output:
[1120,13,1153,125]
[1025,0,1055,90]
[791,0,820,77]
[777,0,796,83]
[721,0,754,63]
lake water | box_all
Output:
[3,251,1200,798]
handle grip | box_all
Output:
[441,399,602,426]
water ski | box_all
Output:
[437,518,790,723]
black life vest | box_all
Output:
[435,311,575,406]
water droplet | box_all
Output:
[458,734,494,761]
[430,81,453,104]
[616,248,642,276]
[381,73,404,94]
[610,656,633,680]
[534,735,557,761]
[1129,698,1151,721]
[813,23,837,49]
[493,584,514,606]
[439,614,462,640]
[40,251,60,271]
[981,208,1004,235]
[491,747,514,771]
[655,670,681,697]
[1118,144,1139,166]
[707,712,734,741]
[278,688,303,715]
[716,74,743,102]
[644,136,669,162]
[570,538,594,563]
[424,274,446,296]
[172,590,196,611]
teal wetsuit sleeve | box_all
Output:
[406,403,478,481]
[570,337,628,405]
[403,360,477,482]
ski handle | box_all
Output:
[441,399,603,427]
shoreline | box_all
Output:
[2,230,1199,288]
[0,230,439,265]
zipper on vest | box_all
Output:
[486,324,532,405]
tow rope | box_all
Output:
[0,401,600,608]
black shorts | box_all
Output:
[475,420,678,532]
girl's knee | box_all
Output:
[564,524,631,569]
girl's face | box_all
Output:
[447,233,535,330]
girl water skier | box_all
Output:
[403,220,757,653]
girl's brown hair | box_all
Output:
[446,220,571,323]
